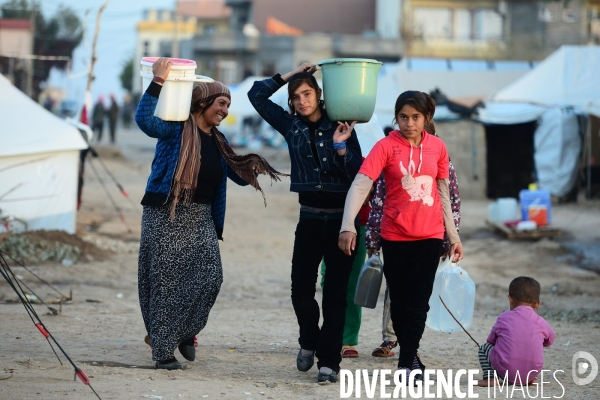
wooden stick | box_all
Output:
[439,295,480,347]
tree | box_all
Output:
[0,0,83,100]
[119,57,133,93]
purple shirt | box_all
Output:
[488,306,555,383]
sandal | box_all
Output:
[371,341,397,358]
[341,345,359,358]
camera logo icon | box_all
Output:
[572,351,598,386]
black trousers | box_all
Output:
[381,238,443,369]
[291,211,358,373]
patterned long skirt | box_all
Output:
[138,202,223,362]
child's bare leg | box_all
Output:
[477,378,497,387]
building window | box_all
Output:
[143,41,150,57]
[473,10,503,40]
[538,5,559,22]
[562,9,579,23]
[414,8,452,40]
[414,7,502,42]
[204,25,216,35]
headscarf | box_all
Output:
[170,81,287,218]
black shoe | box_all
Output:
[178,338,195,361]
[296,349,315,372]
[317,370,338,383]
[156,358,183,370]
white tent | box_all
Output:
[476,46,600,197]
[220,76,266,137]
[0,73,88,234]
[492,46,600,118]
[374,59,529,126]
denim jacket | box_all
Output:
[248,77,362,192]
[134,82,248,239]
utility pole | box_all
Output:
[82,0,110,126]
[26,0,36,98]
[172,0,180,58]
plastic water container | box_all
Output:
[488,198,519,224]
[426,258,476,333]
[519,189,552,224]
[140,57,213,121]
[317,58,382,122]
[354,253,383,309]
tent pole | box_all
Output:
[587,118,592,199]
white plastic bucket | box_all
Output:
[140,57,214,121]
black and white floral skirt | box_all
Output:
[138,202,223,362]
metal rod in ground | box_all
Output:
[0,260,62,364]
[0,256,101,398]
[439,295,480,347]
[88,147,142,217]
[87,157,132,233]
[2,251,71,300]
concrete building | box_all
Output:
[0,19,33,84]
[402,0,595,60]
[181,0,404,84]
[132,9,198,95]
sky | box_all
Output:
[42,0,171,105]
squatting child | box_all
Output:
[478,276,555,386]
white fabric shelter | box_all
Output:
[374,59,529,125]
[492,46,600,118]
[0,73,88,234]
[474,46,600,198]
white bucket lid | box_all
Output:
[140,57,197,70]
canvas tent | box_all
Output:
[374,58,530,128]
[0,73,88,234]
[476,46,600,199]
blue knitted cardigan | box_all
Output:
[134,85,248,239]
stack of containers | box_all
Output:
[519,186,552,226]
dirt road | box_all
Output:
[1,128,599,399]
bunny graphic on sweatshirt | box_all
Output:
[400,160,434,206]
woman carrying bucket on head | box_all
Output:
[248,63,362,383]
[135,57,286,370]
[338,91,464,381]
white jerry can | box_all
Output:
[426,258,476,333]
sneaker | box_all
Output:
[156,358,183,370]
[317,369,338,383]
[296,349,315,372]
[396,367,422,386]
[178,338,195,361]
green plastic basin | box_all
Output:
[318,58,382,122]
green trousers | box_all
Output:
[320,225,367,346]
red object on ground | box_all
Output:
[75,368,91,385]
[35,323,50,338]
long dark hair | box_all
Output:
[287,72,324,114]
[393,90,436,128]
